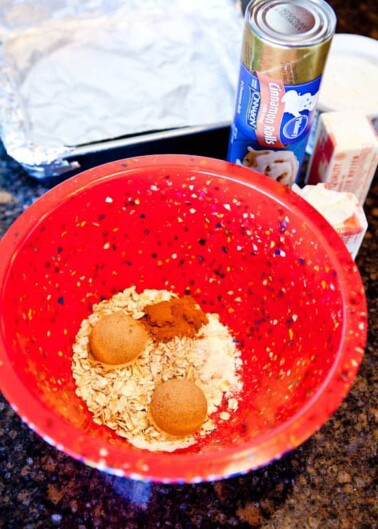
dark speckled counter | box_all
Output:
[0,1,377,528]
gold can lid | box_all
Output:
[247,0,336,46]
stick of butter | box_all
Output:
[305,111,378,205]
[293,183,368,259]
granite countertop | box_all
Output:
[0,1,377,528]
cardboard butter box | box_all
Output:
[305,111,378,205]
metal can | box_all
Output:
[227,0,336,186]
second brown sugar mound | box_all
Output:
[142,295,208,341]
[150,379,208,436]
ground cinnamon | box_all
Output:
[142,295,208,341]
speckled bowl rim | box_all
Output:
[0,155,367,483]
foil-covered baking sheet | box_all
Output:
[0,0,243,179]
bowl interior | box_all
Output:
[0,156,366,481]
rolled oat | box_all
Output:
[71,287,243,452]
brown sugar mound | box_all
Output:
[150,379,208,436]
[142,295,208,341]
[89,311,148,366]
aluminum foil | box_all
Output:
[0,0,243,179]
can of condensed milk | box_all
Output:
[227,0,336,186]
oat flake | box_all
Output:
[71,286,243,452]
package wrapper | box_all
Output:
[293,183,368,260]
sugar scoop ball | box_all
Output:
[150,379,208,436]
[89,312,148,366]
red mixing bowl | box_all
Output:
[0,155,367,483]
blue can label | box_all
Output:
[228,63,321,185]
